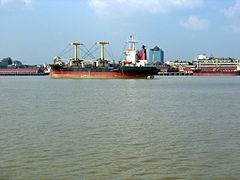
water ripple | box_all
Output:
[0,77,240,179]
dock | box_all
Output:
[158,72,193,76]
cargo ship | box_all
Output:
[50,36,157,79]
[187,54,240,76]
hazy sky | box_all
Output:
[0,0,240,64]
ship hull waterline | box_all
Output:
[50,71,155,79]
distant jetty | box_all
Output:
[161,54,240,76]
[0,57,50,76]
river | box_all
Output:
[0,76,239,179]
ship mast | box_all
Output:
[96,41,109,66]
[196,58,200,70]
[215,58,219,71]
[71,42,83,61]
[127,35,137,51]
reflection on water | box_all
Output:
[0,76,240,179]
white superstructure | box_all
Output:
[123,35,148,67]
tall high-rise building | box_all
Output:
[149,46,164,63]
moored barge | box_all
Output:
[0,67,50,76]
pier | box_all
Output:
[158,72,193,76]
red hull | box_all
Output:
[193,71,240,76]
[50,71,154,79]
[0,68,48,76]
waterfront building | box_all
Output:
[149,46,164,63]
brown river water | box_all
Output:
[0,76,239,179]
